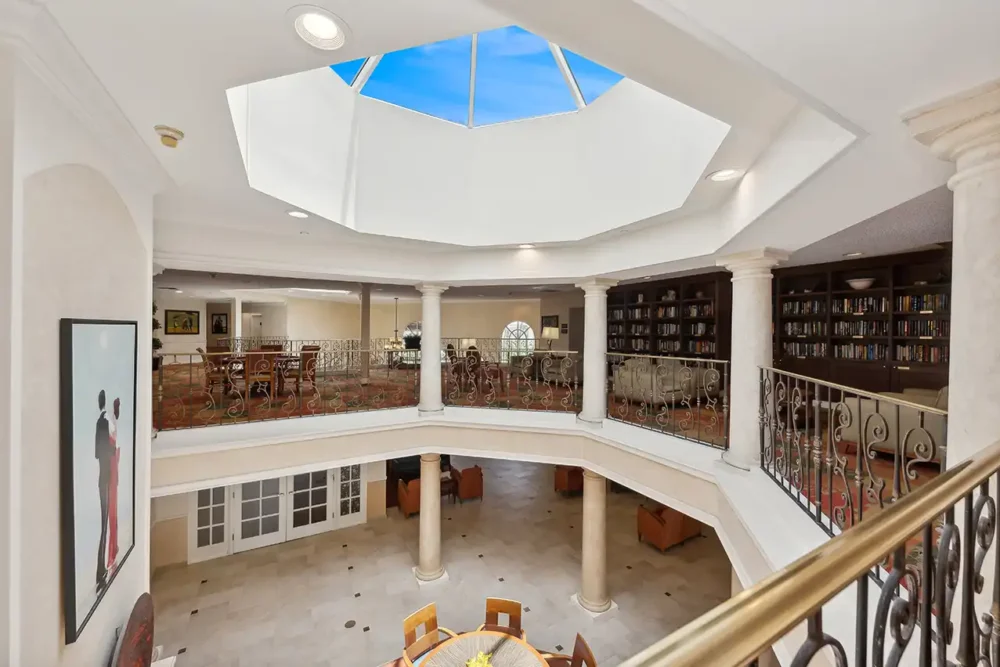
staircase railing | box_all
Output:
[759,366,947,536]
[621,437,1000,666]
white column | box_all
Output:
[359,284,371,383]
[576,279,617,425]
[904,80,1000,467]
[0,47,20,666]
[415,453,445,581]
[232,296,242,340]
[717,249,788,471]
[417,284,447,414]
[578,469,612,613]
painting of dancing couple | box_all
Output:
[60,319,137,644]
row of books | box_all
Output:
[686,304,714,317]
[782,321,826,336]
[782,342,828,358]
[609,338,650,352]
[688,323,715,336]
[657,323,679,335]
[896,319,949,337]
[831,297,889,314]
[896,345,949,364]
[609,308,625,321]
[608,324,625,336]
[833,343,888,361]
[629,325,650,336]
[896,294,949,313]
[832,320,888,337]
[781,300,825,315]
[657,340,681,353]
[656,306,678,319]
[686,341,716,354]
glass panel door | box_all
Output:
[187,486,229,563]
[285,470,334,541]
[233,477,285,553]
[335,464,366,529]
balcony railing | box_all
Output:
[606,353,729,450]
[155,348,419,430]
[441,338,580,411]
[759,367,947,536]
[622,437,1000,667]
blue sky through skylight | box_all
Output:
[329,27,624,127]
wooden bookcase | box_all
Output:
[773,249,951,392]
[607,272,733,360]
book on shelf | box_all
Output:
[782,342,827,358]
[686,323,715,336]
[627,306,650,320]
[833,343,887,361]
[895,344,949,364]
[685,340,715,354]
[781,300,825,315]
[895,293,949,313]
[656,340,680,353]
[895,319,949,337]
[656,323,679,335]
[609,308,625,320]
[782,321,827,336]
[684,304,713,318]
[656,305,678,319]
[831,320,888,336]
[628,324,650,336]
[831,296,888,314]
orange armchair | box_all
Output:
[451,465,483,502]
[554,465,584,495]
[398,479,421,518]
[637,504,701,552]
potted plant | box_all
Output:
[152,302,163,370]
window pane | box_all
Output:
[262,496,280,517]
[212,505,225,525]
[211,525,225,545]
[340,499,350,516]
[241,482,260,500]
[312,471,326,487]
[293,491,309,510]
[350,464,360,478]
[293,509,309,528]
[294,474,309,492]
[311,506,326,524]
[350,497,361,514]
[262,478,280,497]
[197,528,209,548]
[473,26,575,127]
[350,480,361,497]
[312,488,327,506]
[242,499,260,520]
[340,482,350,498]
[261,514,280,535]
[330,58,366,86]
[561,48,624,105]
[212,487,224,504]
[197,489,210,507]
[242,520,259,539]
[197,508,210,527]
[361,35,472,125]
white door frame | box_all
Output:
[187,486,231,564]
[335,464,367,529]
[232,477,286,553]
[285,470,335,541]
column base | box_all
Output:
[721,450,753,472]
[571,593,617,617]
[413,566,448,585]
[418,406,444,417]
[576,415,604,428]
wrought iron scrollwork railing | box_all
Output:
[441,338,580,412]
[605,353,729,450]
[620,437,1000,667]
[224,337,405,355]
[759,367,947,536]
[155,348,418,430]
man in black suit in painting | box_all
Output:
[95,389,112,590]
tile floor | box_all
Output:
[151,458,732,667]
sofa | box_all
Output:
[637,505,702,552]
[554,465,584,494]
[398,479,421,518]
[451,465,483,502]
[836,386,947,463]
[612,357,719,404]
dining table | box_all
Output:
[415,630,547,667]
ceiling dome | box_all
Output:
[330,25,624,127]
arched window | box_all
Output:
[402,321,421,350]
[500,321,536,361]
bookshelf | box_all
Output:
[607,273,732,360]
[773,249,951,392]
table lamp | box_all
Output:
[541,326,560,350]
[460,338,477,350]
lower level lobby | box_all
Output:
[149,458,732,667]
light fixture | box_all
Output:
[290,6,347,51]
[291,288,351,295]
[287,210,309,219]
[643,276,652,280]
[154,125,184,148]
[175,289,183,294]
[541,327,560,349]
[518,244,535,250]
[844,252,864,258]
[707,169,743,182]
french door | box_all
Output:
[233,477,286,553]
[336,464,366,529]
[188,486,229,563]
[286,470,334,540]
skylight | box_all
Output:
[329,26,624,127]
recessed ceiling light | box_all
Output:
[518,244,535,250]
[287,210,309,219]
[844,252,864,258]
[643,276,652,280]
[707,169,743,182]
[291,6,347,51]
[175,289,183,293]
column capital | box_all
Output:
[582,469,603,481]
[417,283,448,297]
[716,248,789,278]
[903,79,1000,188]
[574,278,618,295]
[419,453,440,463]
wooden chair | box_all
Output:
[244,350,276,399]
[541,634,597,667]
[260,343,285,351]
[196,348,230,395]
[287,345,319,393]
[477,597,524,639]
[402,603,457,666]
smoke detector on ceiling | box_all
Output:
[154,125,184,148]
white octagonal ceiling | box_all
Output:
[227,25,730,247]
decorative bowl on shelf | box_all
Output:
[846,278,875,290]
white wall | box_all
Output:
[154,293,207,354]
[12,54,156,667]
[368,299,541,341]
[285,297,360,340]
[539,291,584,352]
[243,302,287,338]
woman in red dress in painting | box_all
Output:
[107,398,121,572]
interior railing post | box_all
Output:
[813,379,822,525]
[758,367,764,465]
[188,354,194,429]
[856,573,868,667]
[957,491,977,665]
[156,360,163,431]
[723,361,729,450]
[696,359,704,444]
[919,521,932,667]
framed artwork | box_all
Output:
[59,319,138,644]
[164,309,199,335]
[211,313,229,335]
[560,323,568,334]
[541,315,559,329]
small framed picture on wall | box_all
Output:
[211,313,229,335]
[541,315,559,329]
[164,309,200,335]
